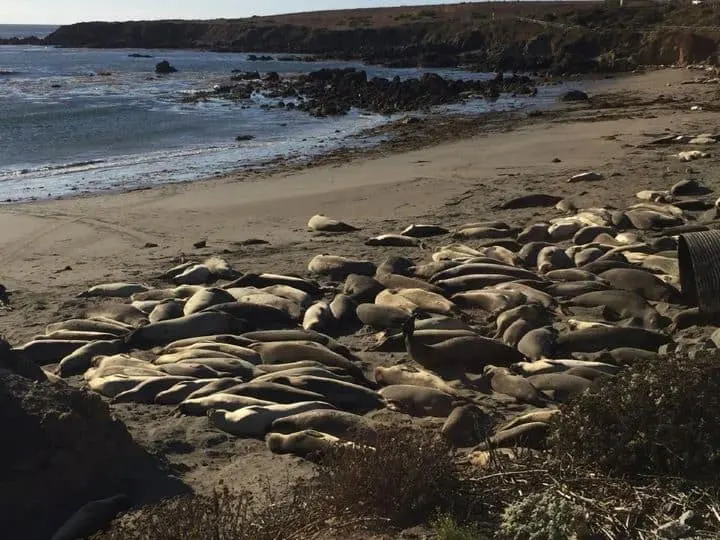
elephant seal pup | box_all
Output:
[555,326,670,355]
[374,364,457,395]
[183,288,236,316]
[56,339,126,377]
[402,224,449,238]
[303,302,332,332]
[308,255,376,280]
[475,422,550,450]
[517,327,558,360]
[126,312,248,348]
[526,373,591,402]
[267,430,351,458]
[599,268,681,303]
[365,234,422,247]
[356,304,408,330]
[77,282,149,298]
[112,376,194,404]
[308,214,359,233]
[483,366,547,406]
[208,401,336,438]
[149,300,185,323]
[179,394,274,415]
[50,494,131,540]
[343,274,384,303]
[13,340,90,366]
[273,375,384,413]
[46,318,131,336]
[271,409,377,440]
[378,384,456,418]
[441,405,492,447]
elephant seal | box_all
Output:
[475,422,550,450]
[205,301,295,329]
[517,327,558,360]
[85,304,148,327]
[518,242,553,267]
[625,209,683,230]
[262,285,313,307]
[376,256,415,276]
[272,375,383,413]
[308,255,376,280]
[168,342,260,363]
[378,384,456,417]
[308,214,359,233]
[500,193,562,209]
[500,409,561,431]
[494,304,549,338]
[402,224,449,238]
[50,494,131,540]
[547,280,611,298]
[451,290,526,312]
[208,401,336,437]
[219,381,329,404]
[375,272,442,294]
[241,329,354,356]
[526,373,591,402]
[37,330,119,342]
[149,300,185,323]
[555,326,670,355]
[249,341,363,377]
[403,315,524,371]
[112,376,194,404]
[179,393,274,415]
[374,364,456,395]
[410,261,459,280]
[357,304,409,330]
[236,292,304,321]
[46,318,131,336]
[329,293,358,330]
[13,340,90,366]
[573,226,615,245]
[517,223,550,243]
[372,329,478,352]
[157,363,222,379]
[430,263,538,283]
[441,405,492,447]
[502,319,536,348]
[343,274,384,303]
[454,227,518,240]
[483,366,546,406]
[599,268,681,303]
[564,366,611,381]
[154,379,228,405]
[537,246,573,273]
[160,334,253,352]
[225,273,321,296]
[365,234,422,247]
[56,339,126,377]
[126,312,247,348]
[568,290,665,329]
[271,409,377,440]
[183,288,236,316]
[435,274,519,294]
[175,357,259,378]
[394,288,459,316]
[303,302,332,332]
[267,430,350,458]
[77,282,149,298]
[88,375,165,398]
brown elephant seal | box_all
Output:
[36,330,119,342]
[84,304,148,327]
[111,376,194,404]
[568,290,665,329]
[517,223,550,243]
[329,293,359,330]
[519,242,554,267]
[555,326,670,355]
[537,246,573,273]
[218,381,328,404]
[126,312,247,348]
[308,255,376,280]
[625,209,683,230]
[241,329,355,358]
[208,401,336,438]
[573,226,615,245]
[56,339,126,377]
[517,327,558,360]
[500,193,562,210]
[267,430,349,458]
[254,367,354,384]
[483,366,547,406]
[494,304,550,338]
[441,405,492,447]
[13,340,91,366]
[475,422,550,450]
[430,263,538,283]
[451,290,526,312]
[77,282,149,298]
[402,224,449,238]
[599,268,681,303]
[224,273,321,296]
[154,378,229,405]
[308,214,359,233]
[374,364,457,395]
[454,226,518,240]
[204,301,296,329]
[394,288,459,316]
[249,341,363,378]
[50,494,131,540]
[378,384,457,418]
[157,363,222,379]
[343,274,384,303]
[365,234,423,247]
[183,287,236,316]
[179,393,274,415]
[149,300,184,323]
[375,271,443,293]
[371,328,478,352]
[303,301,332,333]
[499,409,560,431]
[272,375,383,413]
[547,280,611,298]
[410,260,459,280]
[502,319,536,348]
[46,318,131,336]
[376,256,415,276]
[357,303,409,330]
[404,315,525,372]
[563,366,611,381]
[271,409,377,440]
[435,274,519,294]
[526,373,591,402]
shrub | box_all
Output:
[499,488,587,540]
[432,513,487,540]
[551,352,720,481]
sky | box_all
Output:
[2,0,469,25]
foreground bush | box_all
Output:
[551,352,720,480]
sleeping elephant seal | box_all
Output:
[272,375,384,413]
[178,393,274,415]
[208,401,336,438]
[474,422,550,450]
[204,302,295,330]
[267,430,347,458]
[343,274,384,303]
[402,224,449,238]
[183,287,236,316]
[149,300,185,323]
[308,214,359,233]
[50,494,131,540]
[357,304,409,330]
[13,340,91,366]
[56,339,126,377]
[271,409,377,441]
[214,381,328,404]
[77,282,149,298]
[482,366,547,406]
[308,255,376,280]
[555,326,671,355]
[365,234,422,247]
[46,318,131,336]
[84,304,149,327]
[126,312,248,348]
[441,405,492,447]
[374,364,457,395]
[249,341,364,379]
[599,268,681,303]
[111,376,194,404]
[517,327,558,360]
[224,273,321,296]
[378,384,457,418]
[568,290,666,329]
[526,373,591,402]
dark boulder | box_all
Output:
[155,60,177,74]
[561,89,589,102]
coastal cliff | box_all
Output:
[36,2,720,72]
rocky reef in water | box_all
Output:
[184,68,536,116]
[37,3,720,74]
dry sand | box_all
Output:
[2,67,719,504]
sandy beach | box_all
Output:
[4,66,720,537]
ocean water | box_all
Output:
[0,40,569,202]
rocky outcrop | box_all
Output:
[0,370,188,539]
[155,60,178,74]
